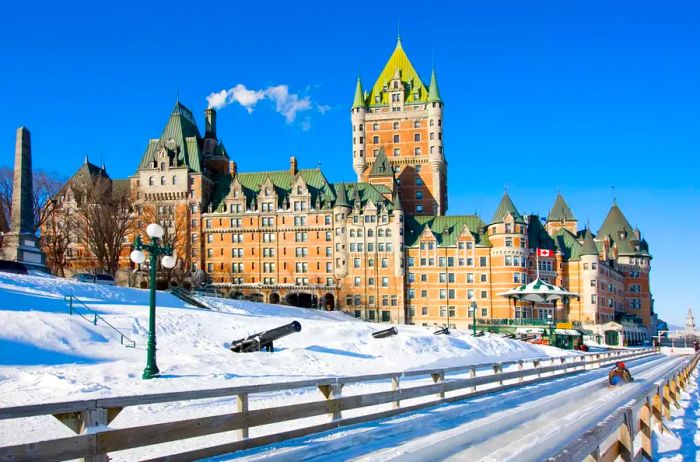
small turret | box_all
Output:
[351,77,368,181]
[428,69,442,103]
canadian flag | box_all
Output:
[537,249,553,257]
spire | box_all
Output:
[547,192,576,222]
[491,191,523,224]
[393,192,403,212]
[352,77,365,109]
[334,182,350,208]
[581,228,599,256]
[84,154,89,164]
[428,69,442,102]
[598,203,634,239]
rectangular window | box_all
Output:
[479,257,487,267]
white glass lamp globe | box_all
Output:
[146,223,164,239]
[161,255,177,269]
[130,249,146,264]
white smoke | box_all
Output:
[206,83,325,124]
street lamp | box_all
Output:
[130,223,177,379]
[469,301,478,337]
[547,313,556,347]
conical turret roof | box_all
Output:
[581,228,599,256]
[352,77,365,109]
[598,203,634,239]
[547,192,576,222]
[334,182,350,207]
[367,38,429,106]
[428,69,442,102]
[491,192,524,224]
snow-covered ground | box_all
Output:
[655,368,700,461]
[0,272,573,459]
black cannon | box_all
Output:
[230,321,302,353]
[372,327,398,339]
[434,327,450,335]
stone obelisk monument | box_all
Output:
[1,127,48,271]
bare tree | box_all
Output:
[43,207,73,277]
[141,201,190,285]
[0,166,63,234]
[74,176,133,276]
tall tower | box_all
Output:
[352,37,447,216]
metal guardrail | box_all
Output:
[169,287,211,309]
[0,348,657,461]
[64,295,137,348]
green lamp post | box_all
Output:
[470,301,478,336]
[130,223,177,380]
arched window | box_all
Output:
[350,229,356,237]
[372,123,378,130]
[386,229,392,237]
[148,176,154,186]
[264,187,269,196]
[378,229,385,237]
[393,121,399,130]
[357,228,363,236]
[172,176,178,185]
[160,162,165,171]
[414,120,420,128]
[160,176,166,185]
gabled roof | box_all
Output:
[137,101,203,173]
[598,203,634,240]
[581,228,599,256]
[405,215,490,248]
[554,228,584,261]
[491,192,525,224]
[209,168,332,212]
[337,182,394,212]
[547,193,576,222]
[367,38,429,107]
[369,147,393,177]
[428,69,442,102]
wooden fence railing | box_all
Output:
[0,348,658,462]
[548,351,700,462]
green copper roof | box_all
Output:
[554,228,583,261]
[209,168,332,212]
[405,215,490,248]
[491,192,525,224]
[137,101,203,173]
[367,38,428,107]
[598,203,634,240]
[581,228,599,256]
[393,191,403,211]
[334,181,350,207]
[369,147,393,176]
[352,77,365,109]
[527,215,555,250]
[547,193,576,222]
[428,69,442,102]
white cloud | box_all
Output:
[206,83,324,126]
[300,117,312,132]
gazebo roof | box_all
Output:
[499,278,579,303]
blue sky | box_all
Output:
[0,1,698,325]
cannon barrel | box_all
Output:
[230,321,302,353]
[372,327,398,339]
[434,327,450,335]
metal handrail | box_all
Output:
[64,295,137,348]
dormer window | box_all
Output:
[393,81,399,89]
[160,162,165,171]
[297,186,302,194]
[264,187,269,196]
[375,96,380,103]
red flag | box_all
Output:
[537,249,553,257]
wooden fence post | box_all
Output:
[518,360,524,383]
[662,383,672,420]
[431,371,445,398]
[317,382,343,421]
[493,364,503,386]
[617,407,634,462]
[652,389,664,434]
[391,376,401,409]
[534,360,541,378]
[236,393,249,440]
[639,398,653,461]
[53,406,120,462]
[470,367,477,392]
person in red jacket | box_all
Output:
[609,361,634,386]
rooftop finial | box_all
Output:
[84,154,89,164]
[397,17,400,42]
[611,185,616,204]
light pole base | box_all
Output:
[142,366,161,380]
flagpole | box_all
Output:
[536,248,540,280]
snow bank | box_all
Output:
[0,272,568,407]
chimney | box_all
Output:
[205,108,217,139]
[290,156,298,176]
[229,160,237,176]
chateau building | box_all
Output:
[42,38,654,334]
